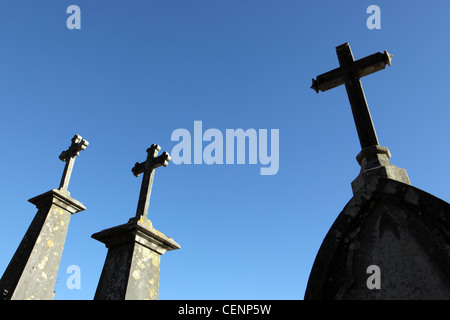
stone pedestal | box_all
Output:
[351,145,410,195]
[0,189,85,300]
[92,216,180,300]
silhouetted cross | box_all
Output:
[132,144,171,219]
[311,43,393,149]
[59,134,89,191]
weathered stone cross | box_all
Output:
[132,144,171,219]
[311,42,393,149]
[59,134,89,191]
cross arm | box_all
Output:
[149,152,171,170]
[145,144,171,171]
[132,144,161,177]
[311,49,393,93]
[132,162,146,177]
[311,67,345,93]
[59,134,89,162]
[354,50,393,79]
[131,147,171,177]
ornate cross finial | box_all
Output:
[132,144,171,219]
[59,134,89,191]
[311,42,393,150]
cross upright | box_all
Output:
[311,43,393,149]
[132,144,171,219]
[59,134,89,191]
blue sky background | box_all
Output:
[0,1,449,300]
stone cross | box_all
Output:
[92,143,178,300]
[59,134,89,191]
[0,134,87,300]
[311,42,393,149]
[132,144,171,219]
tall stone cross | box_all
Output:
[0,134,87,300]
[92,144,179,300]
[306,46,450,300]
[311,42,393,149]
[311,43,410,195]
[131,144,171,219]
[59,134,89,191]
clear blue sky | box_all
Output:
[0,1,449,300]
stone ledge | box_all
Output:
[92,216,180,255]
[28,188,86,214]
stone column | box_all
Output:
[0,189,85,300]
[92,216,180,300]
